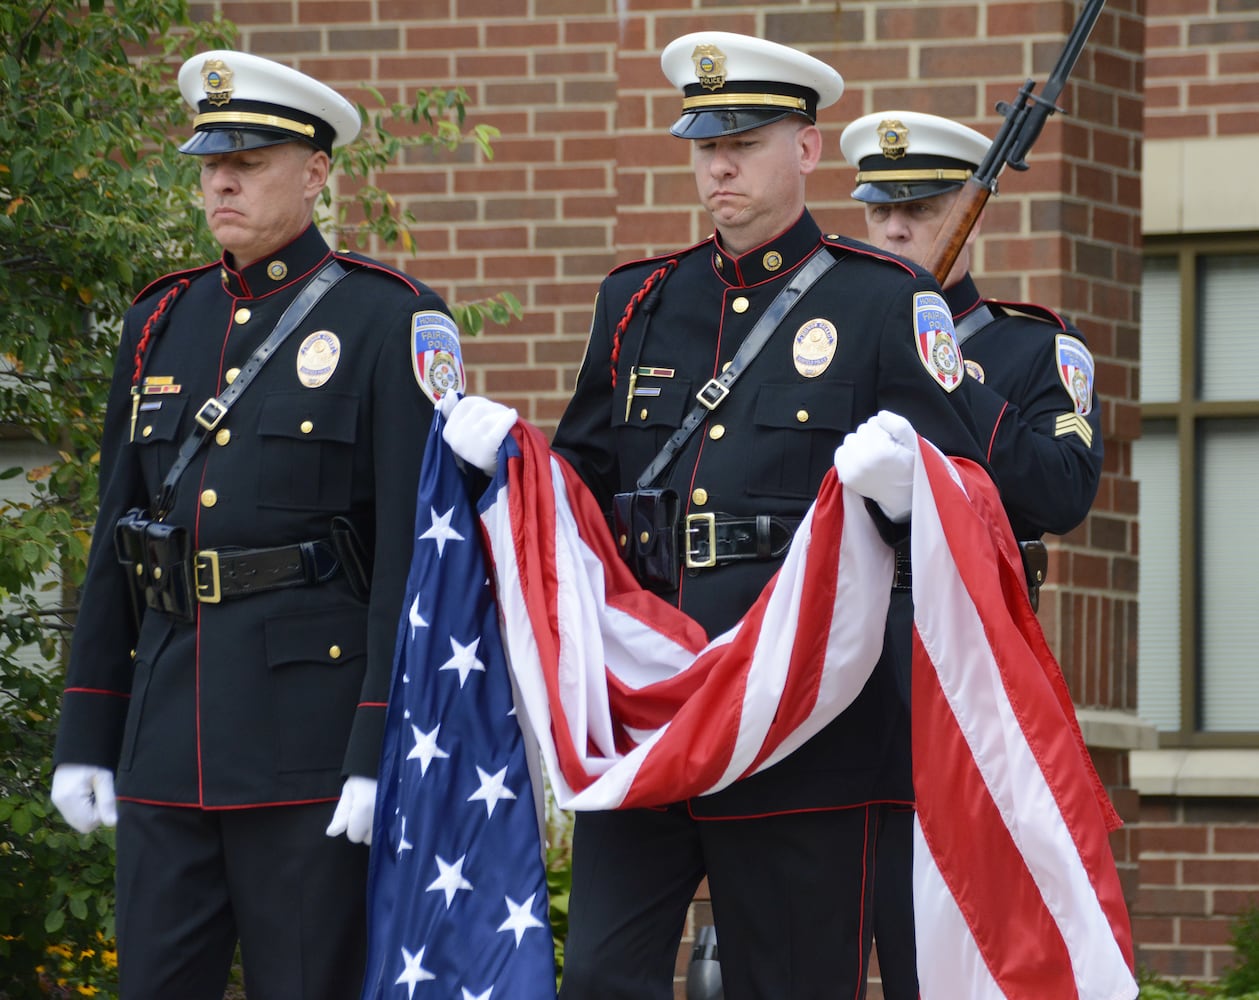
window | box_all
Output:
[1136,236,1259,743]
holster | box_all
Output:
[113,508,197,623]
[611,488,680,591]
[329,515,372,601]
[1019,539,1049,612]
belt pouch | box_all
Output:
[141,520,196,622]
[113,508,150,628]
[612,488,679,590]
[330,515,370,600]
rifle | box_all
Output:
[922,0,1107,284]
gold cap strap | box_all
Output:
[855,167,973,183]
[194,110,317,138]
[682,93,808,112]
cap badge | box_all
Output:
[793,318,838,378]
[692,44,727,91]
[296,330,341,388]
[878,119,910,160]
[201,59,234,108]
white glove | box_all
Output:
[832,410,917,523]
[50,764,118,835]
[438,393,518,476]
[325,775,377,844]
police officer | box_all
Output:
[49,51,463,999]
[445,32,985,1000]
[839,109,1104,998]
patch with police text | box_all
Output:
[1056,334,1095,416]
[793,318,838,378]
[913,291,963,392]
[411,311,466,406]
[965,359,985,383]
[296,331,341,388]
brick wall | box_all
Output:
[188,2,1146,993]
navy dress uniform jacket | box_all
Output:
[54,223,449,809]
[551,210,985,818]
[949,273,1103,541]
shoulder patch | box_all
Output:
[988,299,1068,330]
[914,291,964,392]
[1056,334,1095,416]
[411,311,465,406]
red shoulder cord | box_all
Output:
[609,261,676,388]
[130,279,190,386]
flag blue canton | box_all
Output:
[362,418,557,1000]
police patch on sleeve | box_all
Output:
[1056,334,1095,416]
[913,291,963,392]
[411,311,466,406]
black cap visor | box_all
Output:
[670,106,810,140]
[179,126,312,156]
[851,178,967,205]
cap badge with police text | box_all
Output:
[878,119,910,160]
[693,45,727,90]
[202,59,234,107]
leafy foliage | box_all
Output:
[0,1,518,994]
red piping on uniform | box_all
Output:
[63,686,130,699]
[987,400,1010,464]
[118,794,341,810]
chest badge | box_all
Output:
[793,318,838,378]
[296,330,341,388]
[412,311,466,406]
[913,291,963,392]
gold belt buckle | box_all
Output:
[684,513,718,569]
[195,549,222,603]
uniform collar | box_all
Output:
[711,210,822,288]
[218,223,333,299]
[943,271,984,319]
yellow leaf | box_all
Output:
[79,286,94,305]
[5,197,23,215]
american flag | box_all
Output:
[361,417,556,1000]
[477,418,1137,1000]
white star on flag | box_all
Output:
[395,946,435,999]
[427,854,475,908]
[418,505,464,556]
[406,723,450,776]
[439,636,485,687]
[467,765,517,818]
[497,894,547,947]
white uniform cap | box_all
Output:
[177,50,361,156]
[839,110,991,204]
[661,31,844,139]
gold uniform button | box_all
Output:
[732,296,749,314]
[692,488,708,506]
[619,533,628,547]
[640,408,649,421]
[152,567,163,580]
[721,361,733,373]
[796,409,810,423]
[329,645,342,660]
[709,424,726,440]
[300,420,314,434]
[200,489,218,508]
[225,367,241,384]
[234,308,251,324]
[639,531,651,545]
[215,428,231,446]
[141,425,153,438]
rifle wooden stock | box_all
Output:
[922,178,992,286]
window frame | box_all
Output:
[1141,232,1259,748]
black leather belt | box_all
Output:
[193,539,341,603]
[682,513,801,570]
